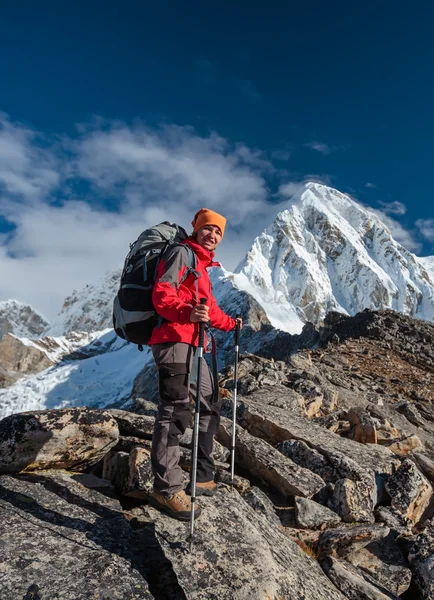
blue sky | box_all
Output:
[1,1,434,317]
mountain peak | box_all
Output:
[0,300,50,339]
[234,184,434,332]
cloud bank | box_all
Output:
[0,113,426,319]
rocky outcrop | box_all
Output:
[237,394,398,479]
[322,557,401,600]
[317,524,390,559]
[346,533,412,596]
[0,334,53,388]
[407,519,434,599]
[0,300,49,339]
[295,497,341,530]
[217,417,325,498]
[131,486,348,600]
[0,471,154,599]
[0,408,119,474]
[385,458,432,525]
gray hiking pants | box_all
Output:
[151,342,220,495]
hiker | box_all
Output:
[148,208,242,520]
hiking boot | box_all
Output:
[149,489,201,521]
[186,480,218,497]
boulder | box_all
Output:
[0,333,53,378]
[317,524,390,559]
[408,519,434,600]
[347,407,377,444]
[385,458,432,524]
[103,448,154,499]
[0,471,154,599]
[412,451,434,484]
[217,418,325,498]
[108,409,155,439]
[239,396,399,479]
[331,478,375,523]
[215,470,251,493]
[243,486,282,528]
[134,486,348,599]
[102,450,130,495]
[294,497,341,530]
[0,408,119,474]
[346,533,412,596]
[114,435,152,453]
[127,447,154,499]
[277,439,336,483]
[322,556,401,600]
[385,434,424,455]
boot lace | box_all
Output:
[170,491,190,509]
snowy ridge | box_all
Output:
[47,270,121,336]
[0,300,49,339]
[0,330,149,419]
[233,183,434,332]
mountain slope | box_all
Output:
[47,270,120,336]
[232,182,434,332]
[0,300,49,339]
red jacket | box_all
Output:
[148,237,236,347]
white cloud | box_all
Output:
[378,200,407,216]
[0,113,424,322]
[365,182,376,189]
[416,219,434,243]
[0,115,278,319]
[305,141,332,155]
[0,113,60,201]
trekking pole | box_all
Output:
[188,297,207,551]
[230,316,241,486]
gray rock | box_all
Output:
[0,408,119,474]
[294,497,341,529]
[243,486,282,528]
[408,519,434,600]
[331,478,375,523]
[114,435,152,453]
[240,396,399,479]
[317,524,390,559]
[385,458,432,524]
[217,418,325,498]
[214,470,251,493]
[137,486,347,599]
[412,451,434,484]
[108,409,155,439]
[102,447,153,499]
[347,533,412,596]
[0,471,153,599]
[277,439,336,483]
[374,506,413,536]
[322,556,401,600]
[102,450,130,495]
[347,407,377,444]
[127,447,153,499]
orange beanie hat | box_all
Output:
[191,208,226,237]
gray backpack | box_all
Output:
[113,222,196,349]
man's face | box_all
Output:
[196,225,222,252]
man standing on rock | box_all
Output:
[148,208,242,520]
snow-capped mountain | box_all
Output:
[228,182,434,333]
[47,270,121,336]
[0,300,49,339]
[1,181,434,419]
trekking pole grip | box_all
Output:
[234,314,241,346]
[198,298,207,348]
